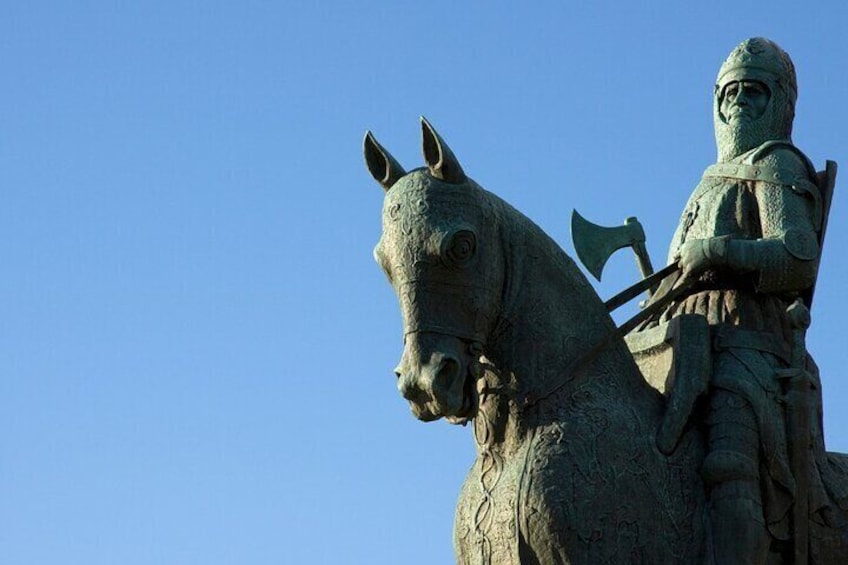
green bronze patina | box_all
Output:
[634,39,844,565]
[367,39,848,564]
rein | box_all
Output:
[522,265,687,409]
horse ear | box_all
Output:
[421,117,467,184]
[364,131,406,191]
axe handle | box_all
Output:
[624,216,655,280]
[632,241,656,288]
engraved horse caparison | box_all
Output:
[365,119,848,564]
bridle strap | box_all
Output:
[404,328,484,357]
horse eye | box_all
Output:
[442,230,477,266]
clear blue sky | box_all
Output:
[2,2,847,564]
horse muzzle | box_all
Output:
[395,332,479,423]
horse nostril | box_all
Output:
[435,357,460,389]
[397,374,419,401]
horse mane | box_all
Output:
[448,180,658,416]
[488,190,610,324]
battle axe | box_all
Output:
[571,210,656,283]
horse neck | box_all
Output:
[477,209,655,453]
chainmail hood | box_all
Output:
[713,38,797,162]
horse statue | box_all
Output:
[365,118,848,564]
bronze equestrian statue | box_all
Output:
[366,39,848,564]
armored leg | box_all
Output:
[702,388,770,564]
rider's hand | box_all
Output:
[676,239,711,279]
[674,236,732,285]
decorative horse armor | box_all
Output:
[366,118,848,564]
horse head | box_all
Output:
[366,118,506,423]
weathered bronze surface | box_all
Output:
[367,39,848,564]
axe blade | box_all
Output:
[571,210,646,281]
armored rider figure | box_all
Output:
[649,38,829,563]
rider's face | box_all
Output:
[720,80,770,124]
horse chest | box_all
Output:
[453,422,599,565]
[455,403,693,564]
[454,445,529,565]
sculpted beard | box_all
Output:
[716,117,772,162]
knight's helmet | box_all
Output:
[713,38,798,161]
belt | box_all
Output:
[713,325,791,365]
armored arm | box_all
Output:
[725,176,819,293]
[678,148,821,294]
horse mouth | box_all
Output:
[445,363,480,425]
[407,361,479,424]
